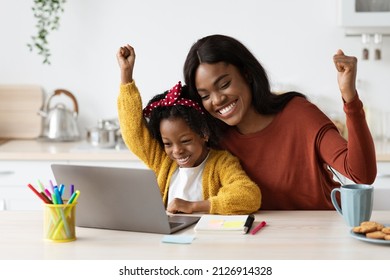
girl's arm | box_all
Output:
[116,45,168,173]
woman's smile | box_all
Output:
[217,100,237,116]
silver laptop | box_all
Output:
[51,164,200,234]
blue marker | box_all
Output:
[53,186,63,204]
[59,184,65,196]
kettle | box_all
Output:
[39,89,81,141]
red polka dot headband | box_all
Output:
[143,81,204,118]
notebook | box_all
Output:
[194,215,253,234]
[50,164,200,234]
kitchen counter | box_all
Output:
[374,140,390,162]
[0,139,139,161]
[1,139,390,161]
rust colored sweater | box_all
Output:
[221,95,377,210]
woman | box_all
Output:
[183,34,376,210]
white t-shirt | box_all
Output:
[167,153,209,205]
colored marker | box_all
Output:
[44,188,51,197]
[59,184,65,196]
[40,191,53,204]
[250,221,267,235]
[49,180,55,194]
[67,190,80,204]
[53,186,63,204]
[243,214,255,234]
[51,192,58,205]
[70,184,75,196]
[37,179,45,192]
[51,190,71,238]
[27,184,49,204]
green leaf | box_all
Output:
[27,0,66,65]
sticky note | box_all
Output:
[161,235,195,244]
[223,221,245,229]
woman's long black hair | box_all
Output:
[145,85,219,149]
[183,34,306,120]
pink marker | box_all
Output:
[250,221,267,235]
[44,188,51,197]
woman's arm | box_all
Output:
[320,50,377,183]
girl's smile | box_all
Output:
[160,117,209,168]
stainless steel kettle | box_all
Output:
[39,89,80,141]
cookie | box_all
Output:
[353,224,377,234]
[366,231,386,239]
[384,235,390,240]
[360,221,384,231]
[381,227,390,234]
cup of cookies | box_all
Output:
[331,184,373,227]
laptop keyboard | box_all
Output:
[169,222,183,228]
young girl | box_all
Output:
[116,44,261,215]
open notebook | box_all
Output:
[51,164,200,234]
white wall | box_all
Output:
[1,0,389,138]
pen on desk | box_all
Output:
[243,214,255,234]
[250,221,267,235]
[27,184,50,204]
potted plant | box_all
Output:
[27,0,67,65]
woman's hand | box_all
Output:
[167,198,210,214]
[333,49,357,103]
[116,44,135,84]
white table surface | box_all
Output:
[1,210,389,260]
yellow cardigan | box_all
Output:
[117,82,261,214]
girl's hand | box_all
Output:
[333,49,357,103]
[116,44,135,84]
[167,198,194,214]
[167,198,210,214]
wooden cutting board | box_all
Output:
[0,85,44,139]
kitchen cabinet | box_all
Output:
[0,140,144,211]
[339,0,390,28]
[0,161,67,210]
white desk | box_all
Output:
[1,210,389,260]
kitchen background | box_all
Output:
[1,0,390,140]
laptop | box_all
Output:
[50,164,200,234]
